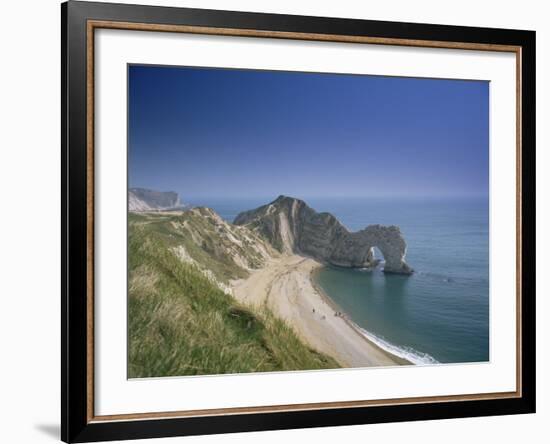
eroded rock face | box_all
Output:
[129,188,186,212]
[234,195,413,274]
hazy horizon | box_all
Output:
[129,65,489,200]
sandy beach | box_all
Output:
[231,255,408,368]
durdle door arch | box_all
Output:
[327,225,413,274]
[234,196,414,274]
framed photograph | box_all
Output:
[61,1,535,442]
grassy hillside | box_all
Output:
[129,208,276,284]
[128,212,339,378]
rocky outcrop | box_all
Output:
[129,188,186,212]
[234,195,413,274]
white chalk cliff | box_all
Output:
[129,188,186,212]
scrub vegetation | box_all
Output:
[128,213,339,378]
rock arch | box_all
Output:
[234,196,413,275]
[327,225,413,274]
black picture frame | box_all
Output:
[61,1,536,442]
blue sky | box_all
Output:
[129,65,489,200]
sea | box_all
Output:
[189,196,490,366]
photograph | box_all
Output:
[127,64,490,378]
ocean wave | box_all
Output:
[353,323,440,365]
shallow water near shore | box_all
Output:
[311,197,489,365]
[195,196,489,366]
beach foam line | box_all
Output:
[352,322,439,365]
[310,266,439,365]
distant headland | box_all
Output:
[128,187,187,212]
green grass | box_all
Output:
[128,219,339,378]
[129,210,271,283]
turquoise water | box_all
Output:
[193,196,489,365]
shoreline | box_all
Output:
[231,254,410,368]
[309,267,411,366]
